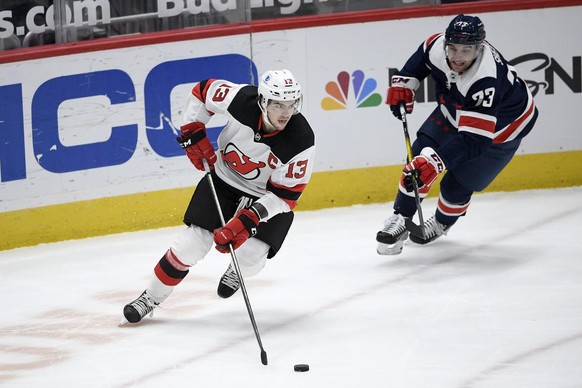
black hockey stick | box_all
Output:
[202,159,268,366]
[399,103,426,239]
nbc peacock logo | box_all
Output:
[321,70,383,110]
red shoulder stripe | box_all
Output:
[425,33,442,49]
[191,78,217,102]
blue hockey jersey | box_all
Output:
[396,33,537,170]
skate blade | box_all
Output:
[376,241,403,255]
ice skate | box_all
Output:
[217,264,240,299]
[376,213,409,255]
[122,290,160,324]
[409,216,452,244]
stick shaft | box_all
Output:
[202,160,268,365]
[399,104,426,236]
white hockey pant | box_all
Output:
[148,224,268,302]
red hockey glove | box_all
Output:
[403,147,445,190]
[177,122,216,171]
[214,207,260,253]
[386,75,420,119]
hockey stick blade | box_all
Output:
[405,217,425,239]
[261,350,268,365]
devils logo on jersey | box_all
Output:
[221,143,266,180]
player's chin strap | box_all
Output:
[399,103,426,239]
[202,159,268,366]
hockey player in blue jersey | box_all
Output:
[377,14,538,255]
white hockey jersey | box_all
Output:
[183,79,316,221]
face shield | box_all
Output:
[265,99,302,116]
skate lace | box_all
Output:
[132,292,157,319]
[381,214,406,235]
[221,266,240,290]
[423,217,446,239]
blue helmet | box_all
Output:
[445,15,486,45]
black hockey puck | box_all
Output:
[294,364,309,372]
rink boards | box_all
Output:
[1,1,581,250]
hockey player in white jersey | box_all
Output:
[377,14,538,255]
[123,69,315,323]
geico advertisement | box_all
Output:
[1,6,581,213]
[0,37,254,212]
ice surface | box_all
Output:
[1,187,581,387]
